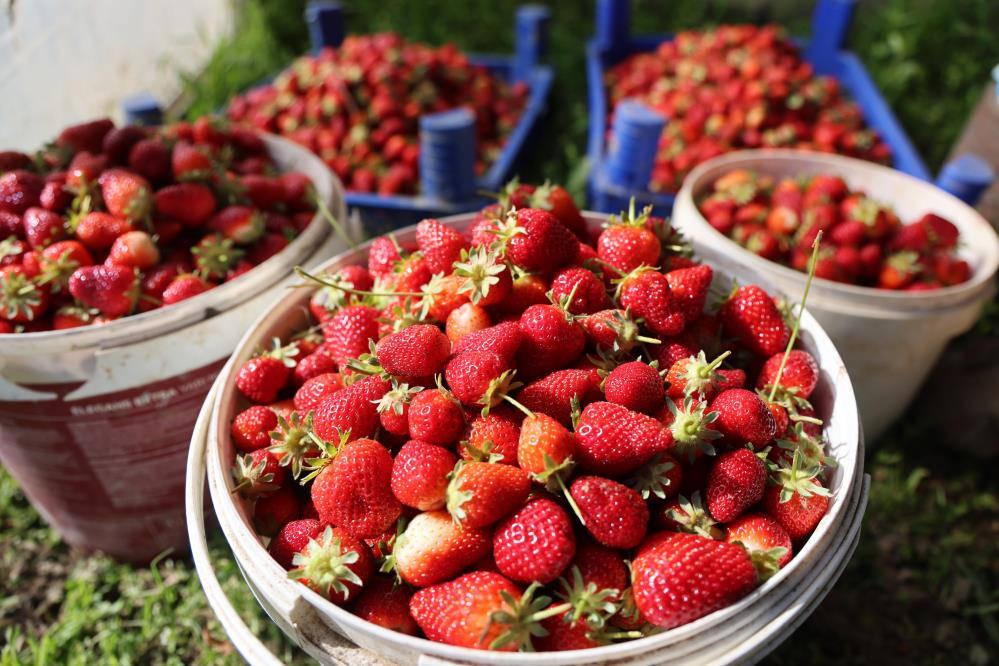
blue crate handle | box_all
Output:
[305,1,345,50]
[515,5,551,83]
[121,92,163,126]
[934,154,995,207]
[420,108,477,202]
[805,0,856,76]
[603,100,665,190]
[595,0,630,58]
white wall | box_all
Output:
[0,0,234,151]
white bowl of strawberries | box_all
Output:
[188,194,866,665]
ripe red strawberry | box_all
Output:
[720,285,790,357]
[22,208,65,249]
[597,217,661,274]
[311,437,401,538]
[127,138,171,182]
[572,542,629,598]
[569,475,649,549]
[445,302,491,343]
[235,340,297,403]
[376,382,422,438]
[582,309,652,353]
[393,510,491,587]
[618,268,685,337]
[409,571,526,650]
[154,183,216,226]
[461,406,521,464]
[665,350,730,401]
[529,182,586,237]
[501,208,579,273]
[407,388,466,445]
[290,525,374,605]
[231,448,286,497]
[516,304,585,379]
[209,205,265,244]
[763,456,831,541]
[444,350,514,409]
[292,348,338,386]
[0,171,44,216]
[102,125,147,164]
[452,246,512,307]
[241,174,286,209]
[665,264,712,321]
[171,141,213,179]
[375,324,451,381]
[574,401,667,476]
[107,230,160,270]
[391,440,457,511]
[709,388,777,447]
[312,375,389,443]
[725,513,793,579]
[161,274,212,305]
[352,576,418,635]
[52,306,95,330]
[74,212,132,251]
[253,485,302,536]
[451,320,523,363]
[231,405,279,453]
[268,518,323,569]
[320,304,381,368]
[518,369,601,426]
[550,267,611,315]
[98,169,151,221]
[706,448,766,522]
[756,349,818,400]
[493,497,576,584]
[516,412,575,479]
[535,611,604,651]
[57,117,114,154]
[632,531,757,629]
[0,266,48,322]
[492,273,550,318]
[445,461,530,528]
[416,218,468,274]
[420,272,470,322]
[68,264,137,317]
[367,236,402,278]
[293,372,344,412]
[603,361,665,415]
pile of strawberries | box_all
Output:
[0,116,317,333]
[605,24,891,193]
[228,183,834,652]
[698,169,971,289]
[226,32,528,196]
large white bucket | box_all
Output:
[672,150,999,441]
[0,134,351,563]
[186,212,868,664]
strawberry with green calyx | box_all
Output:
[657,492,723,540]
[289,525,374,605]
[494,207,579,274]
[352,576,418,636]
[705,447,767,522]
[615,266,686,338]
[582,308,661,353]
[444,351,523,415]
[445,460,531,529]
[67,264,138,318]
[268,411,321,478]
[375,381,423,437]
[661,397,722,462]
[517,368,601,427]
[597,199,662,274]
[0,266,47,322]
[556,565,621,631]
[517,412,576,489]
[407,383,466,446]
[574,401,667,476]
[350,324,450,383]
[192,233,245,281]
[726,513,792,581]
[549,267,611,315]
[665,350,732,401]
[99,168,152,222]
[460,406,521,465]
[602,360,665,415]
[296,266,425,303]
[390,439,457,511]
[493,497,577,584]
[515,300,586,380]
[230,449,285,497]
[235,337,298,403]
[390,510,491,587]
[417,272,471,323]
[231,405,278,453]
[453,245,512,306]
[416,218,468,275]
[38,241,93,293]
[771,421,835,470]
[528,180,587,238]
[878,250,921,289]
[629,453,683,501]
[269,518,323,570]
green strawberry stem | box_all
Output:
[295,267,424,298]
[553,472,586,527]
[636,334,661,345]
[501,394,534,418]
[768,232,822,405]
[311,190,360,248]
[601,630,645,640]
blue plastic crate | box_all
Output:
[585,0,932,217]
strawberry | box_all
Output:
[582,309,653,353]
[292,348,338,386]
[492,273,549,318]
[632,531,757,629]
[171,141,213,180]
[66,152,109,189]
[248,232,290,264]
[231,405,279,453]
[631,453,684,501]
[878,251,920,289]
[500,208,579,273]
[569,475,649,549]
[664,264,712,321]
[709,388,777,447]
[705,447,766,522]
[719,285,790,357]
[407,388,466,446]
[154,183,216,226]
[68,264,137,317]
[101,125,147,164]
[0,171,44,215]
[445,302,491,343]
[571,542,629,599]
[22,208,65,249]
[529,182,586,237]
[516,304,585,379]
[574,401,667,476]
[254,486,302,535]
[0,266,48,322]
[392,510,491,587]
[161,274,212,305]
[493,497,576,584]
[518,369,601,427]
[127,139,171,182]
[420,273,470,322]
[209,205,265,244]
[241,174,286,209]
[367,236,402,278]
[665,350,730,400]
[310,437,401,538]
[235,339,298,403]
[293,372,344,413]
[597,209,661,273]
[451,320,523,363]
[98,169,151,221]
[391,440,457,511]
[374,323,451,382]
[763,453,831,541]
[756,349,818,400]
[376,382,421,438]
[516,412,575,480]
[312,375,389,443]
[725,513,792,580]
[352,576,418,635]
[550,267,611,315]
[0,151,32,173]
[57,118,114,154]
[73,212,132,251]
[290,525,374,605]
[444,350,515,410]
[460,406,521,464]
[231,449,286,497]
[320,304,381,368]
[617,268,685,337]
[453,247,512,307]
[107,230,160,270]
[40,240,93,290]
[445,461,530,528]
[535,612,604,651]
[416,218,468,274]
[268,518,323,569]
[52,306,96,330]
[603,361,665,415]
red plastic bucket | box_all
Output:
[0,134,348,562]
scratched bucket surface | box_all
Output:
[0,134,348,563]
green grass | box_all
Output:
[2,1,997,663]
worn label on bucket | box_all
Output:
[0,359,225,562]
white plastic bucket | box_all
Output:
[0,133,350,563]
[186,211,867,664]
[672,149,999,441]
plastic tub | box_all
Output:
[186,211,866,664]
[672,149,999,441]
[0,134,350,563]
